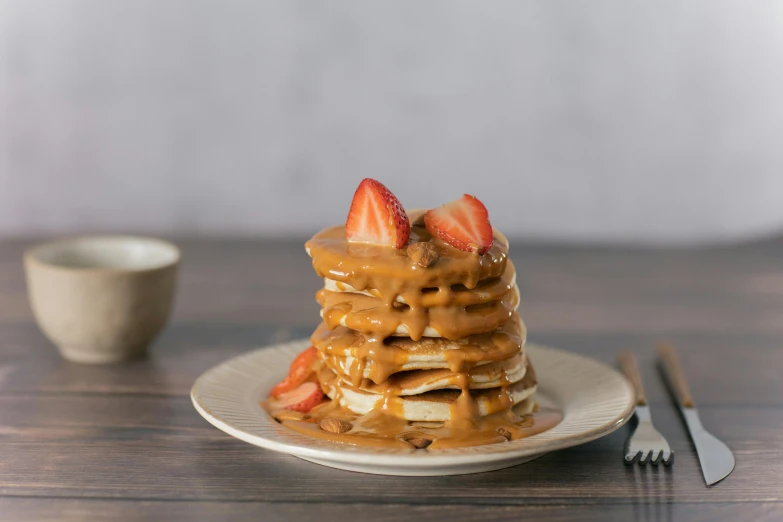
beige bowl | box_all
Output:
[24,236,180,364]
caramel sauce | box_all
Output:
[271,401,563,450]
[264,219,561,450]
[310,313,526,385]
[321,353,526,397]
[316,285,519,341]
[305,224,509,302]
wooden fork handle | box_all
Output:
[657,342,696,408]
[618,352,647,406]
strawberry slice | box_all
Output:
[270,382,325,413]
[424,194,494,254]
[346,178,410,248]
[270,346,318,398]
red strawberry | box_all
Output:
[270,346,318,398]
[271,382,325,413]
[424,194,494,254]
[346,178,410,249]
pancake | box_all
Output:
[324,352,528,395]
[311,313,526,384]
[322,260,517,309]
[317,283,520,340]
[512,396,538,416]
[305,224,510,307]
[320,359,539,422]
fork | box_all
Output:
[618,352,674,466]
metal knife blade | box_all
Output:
[681,408,735,485]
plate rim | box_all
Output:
[191,340,635,467]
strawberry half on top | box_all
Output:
[345,178,410,249]
[424,194,494,254]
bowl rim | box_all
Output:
[24,235,181,274]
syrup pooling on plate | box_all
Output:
[272,398,563,450]
[265,183,561,449]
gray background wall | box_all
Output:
[2,0,783,244]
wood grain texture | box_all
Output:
[1,236,783,521]
[1,499,783,522]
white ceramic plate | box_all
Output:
[191,340,634,476]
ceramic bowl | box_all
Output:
[24,236,179,363]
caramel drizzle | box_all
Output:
[316,283,520,341]
[320,353,526,398]
[305,225,509,298]
[310,313,526,385]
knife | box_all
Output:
[657,342,735,485]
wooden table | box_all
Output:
[1,237,782,521]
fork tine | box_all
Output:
[625,450,641,465]
[650,450,663,465]
[639,450,652,465]
[618,353,673,469]
[662,450,674,466]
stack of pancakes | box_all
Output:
[305,212,536,424]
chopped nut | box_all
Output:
[407,242,439,267]
[393,301,411,311]
[405,437,433,449]
[274,410,310,422]
[319,417,353,434]
[496,427,513,441]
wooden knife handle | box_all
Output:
[657,342,696,408]
[618,352,647,406]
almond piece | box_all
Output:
[496,427,513,441]
[405,437,433,449]
[274,410,310,422]
[406,242,438,268]
[319,417,353,434]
